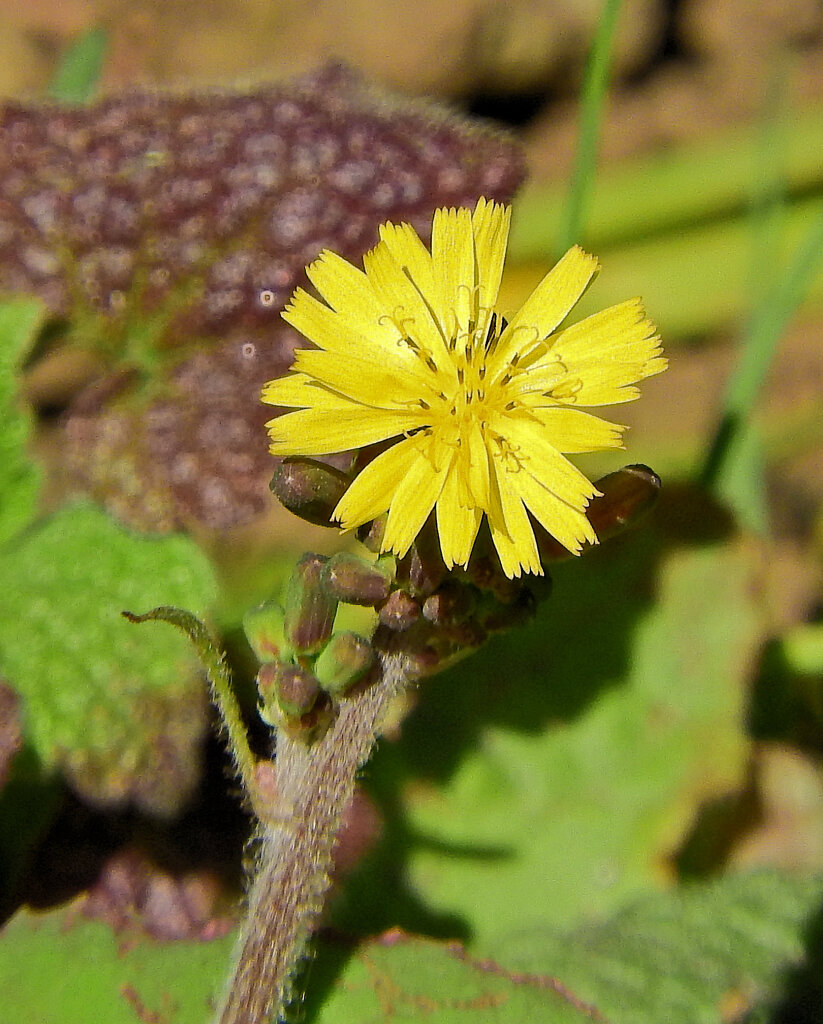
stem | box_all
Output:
[556,0,622,255]
[122,607,258,800]
[700,199,823,490]
[215,650,414,1024]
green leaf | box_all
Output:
[0,501,217,814]
[309,933,595,1024]
[0,903,234,1024]
[493,870,823,1024]
[337,530,764,943]
[0,297,47,545]
[48,27,107,105]
[3,870,819,1024]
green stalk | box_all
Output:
[556,0,623,254]
[700,201,823,489]
[510,102,823,260]
[502,193,823,341]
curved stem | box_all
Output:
[215,651,414,1024]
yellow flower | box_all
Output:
[263,199,666,578]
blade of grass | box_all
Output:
[700,200,823,493]
[501,192,823,342]
[710,61,791,534]
[555,0,623,255]
[509,101,823,260]
[48,26,107,106]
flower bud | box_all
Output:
[378,589,421,631]
[587,464,661,540]
[404,523,446,597]
[257,661,333,741]
[284,553,338,655]
[270,458,350,527]
[422,580,476,626]
[538,464,662,561]
[276,664,322,718]
[357,515,386,553]
[322,552,391,605]
[243,601,288,661]
[313,632,375,696]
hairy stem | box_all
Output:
[215,650,414,1024]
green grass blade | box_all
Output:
[555,0,623,255]
[701,200,823,493]
[48,26,107,105]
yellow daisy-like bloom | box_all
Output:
[263,198,666,578]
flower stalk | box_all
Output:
[214,650,414,1024]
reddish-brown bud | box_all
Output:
[378,589,421,631]
[284,553,338,654]
[357,515,386,554]
[422,580,476,626]
[275,665,322,718]
[322,552,391,606]
[588,464,661,540]
[257,661,322,720]
[538,465,662,562]
[269,458,350,527]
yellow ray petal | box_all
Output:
[334,438,420,528]
[282,286,401,361]
[487,467,542,578]
[465,418,491,508]
[436,463,482,569]
[471,199,510,333]
[292,348,435,409]
[267,406,420,456]
[378,221,439,318]
[262,372,340,409]
[492,246,599,375]
[431,206,476,341]
[492,412,600,507]
[525,407,626,454]
[512,468,598,555]
[305,249,387,330]
[382,447,450,558]
[363,242,452,368]
[524,298,666,406]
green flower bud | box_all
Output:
[284,553,338,655]
[270,458,350,527]
[313,631,374,696]
[243,600,288,661]
[322,552,391,605]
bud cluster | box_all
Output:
[255,459,659,741]
[243,551,381,742]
